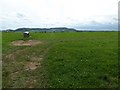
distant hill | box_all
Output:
[2,28,117,32]
[14,27,77,32]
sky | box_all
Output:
[0,0,119,30]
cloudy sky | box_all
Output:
[0,0,119,30]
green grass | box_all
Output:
[2,32,118,88]
[0,32,2,89]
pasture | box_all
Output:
[2,32,118,88]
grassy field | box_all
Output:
[2,32,119,88]
[0,32,2,89]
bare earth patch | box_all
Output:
[24,62,40,70]
[11,40,42,46]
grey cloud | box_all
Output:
[16,13,32,23]
[73,20,117,30]
[113,18,118,21]
[16,13,25,18]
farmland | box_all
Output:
[2,31,119,88]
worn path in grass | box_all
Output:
[3,39,51,88]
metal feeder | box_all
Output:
[23,31,29,37]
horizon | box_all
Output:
[1,27,118,31]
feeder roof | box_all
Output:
[24,31,29,34]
